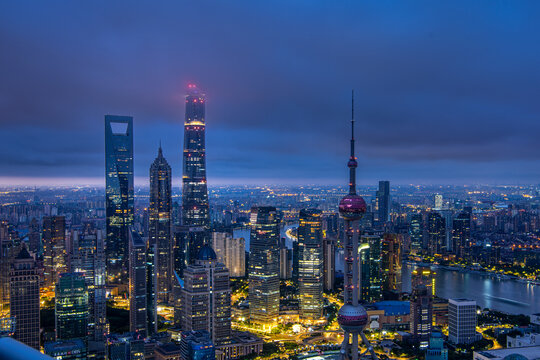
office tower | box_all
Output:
[297,209,324,322]
[180,331,215,360]
[434,194,443,210]
[279,239,292,280]
[105,115,134,283]
[409,214,423,255]
[375,181,390,223]
[1,221,20,316]
[146,243,157,335]
[43,215,66,287]
[28,218,40,255]
[358,234,382,303]
[448,298,477,345]
[55,273,89,342]
[212,232,245,277]
[427,212,446,256]
[181,245,231,345]
[452,211,471,258]
[182,84,210,264]
[149,145,173,304]
[410,267,435,348]
[249,207,280,328]
[323,238,336,291]
[425,332,448,360]
[69,228,107,348]
[44,339,87,360]
[381,234,402,294]
[129,231,147,336]
[9,246,40,349]
[336,93,376,360]
[155,343,183,360]
[412,267,436,296]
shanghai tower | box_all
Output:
[181,84,210,264]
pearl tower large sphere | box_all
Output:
[337,304,368,332]
[339,194,367,220]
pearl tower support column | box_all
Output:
[337,91,378,360]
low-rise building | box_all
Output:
[507,333,540,348]
[474,346,540,360]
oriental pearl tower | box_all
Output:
[337,92,378,360]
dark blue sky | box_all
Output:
[1,1,540,186]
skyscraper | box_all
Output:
[452,211,471,258]
[180,245,231,345]
[323,237,336,291]
[129,231,147,336]
[427,212,446,256]
[249,207,280,328]
[212,232,246,278]
[409,214,423,255]
[146,242,157,336]
[336,93,376,360]
[28,218,40,256]
[43,215,66,288]
[105,115,134,283]
[55,273,89,342]
[9,246,40,349]
[411,267,436,348]
[149,145,172,304]
[381,234,402,294]
[298,209,324,322]
[182,84,210,264]
[448,298,477,345]
[360,234,383,303]
[375,181,390,223]
[69,228,107,349]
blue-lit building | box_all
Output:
[106,333,145,360]
[425,332,448,360]
[180,330,215,360]
[105,115,134,283]
[55,273,89,342]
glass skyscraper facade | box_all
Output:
[129,230,147,337]
[43,215,66,288]
[249,207,280,327]
[55,272,89,342]
[182,85,209,265]
[149,146,172,304]
[375,180,390,223]
[297,209,324,322]
[105,115,134,283]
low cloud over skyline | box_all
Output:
[1,1,540,186]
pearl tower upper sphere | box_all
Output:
[337,303,368,332]
[339,194,366,221]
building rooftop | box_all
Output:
[373,301,410,316]
[474,346,540,360]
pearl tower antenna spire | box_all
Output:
[337,91,378,360]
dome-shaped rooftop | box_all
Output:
[197,245,217,261]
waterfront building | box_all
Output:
[105,115,134,283]
[381,234,402,294]
[43,215,66,287]
[9,246,40,349]
[410,283,432,349]
[69,228,107,351]
[409,214,423,255]
[181,245,231,345]
[129,231,147,336]
[375,181,390,223]
[182,84,210,263]
[452,211,471,258]
[323,237,336,291]
[248,207,280,328]
[448,298,477,345]
[425,332,448,360]
[427,212,446,256]
[55,273,89,342]
[412,267,436,296]
[149,145,173,304]
[44,339,87,360]
[298,209,324,322]
[180,330,215,360]
[212,232,245,277]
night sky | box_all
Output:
[1,1,540,186]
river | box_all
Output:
[402,263,539,315]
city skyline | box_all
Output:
[2,2,540,185]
